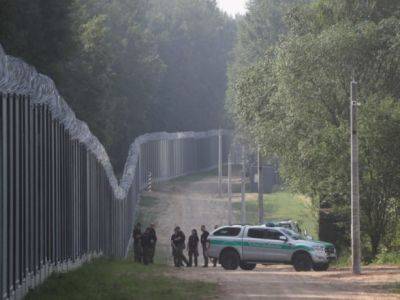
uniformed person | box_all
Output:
[148,223,157,264]
[141,227,152,265]
[188,229,199,267]
[132,222,142,263]
[200,225,209,267]
[171,226,189,267]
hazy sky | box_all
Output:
[217,0,248,16]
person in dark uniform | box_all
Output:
[212,225,219,267]
[141,227,152,265]
[171,226,189,267]
[148,223,157,264]
[132,222,142,263]
[200,225,209,267]
[188,229,199,267]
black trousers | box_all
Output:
[142,246,150,265]
[188,250,198,267]
[134,241,142,263]
[173,247,189,267]
[202,245,208,266]
[149,244,156,263]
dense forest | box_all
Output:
[0,0,235,172]
[228,0,400,261]
[1,0,400,262]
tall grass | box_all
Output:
[374,251,400,265]
[25,259,216,300]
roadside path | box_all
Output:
[142,175,400,299]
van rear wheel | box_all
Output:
[220,249,240,270]
[239,262,256,270]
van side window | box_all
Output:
[213,227,241,236]
[248,229,284,240]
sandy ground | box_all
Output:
[142,176,400,300]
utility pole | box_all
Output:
[350,77,362,275]
[218,129,222,198]
[257,146,264,224]
[227,153,233,225]
[241,145,246,224]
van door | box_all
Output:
[242,228,290,262]
[241,227,264,261]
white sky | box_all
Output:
[217,0,248,17]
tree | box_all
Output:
[147,0,236,132]
[65,0,164,172]
[232,1,400,257]
[0,0,75,79]
[0,0,236,173]
[226,0,308,120]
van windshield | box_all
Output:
[281,229,305,240]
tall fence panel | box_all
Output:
[0,45,231,299]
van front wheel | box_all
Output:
[293,252,312,272]
[313,263,329,271]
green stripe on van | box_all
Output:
[210,239,312,251]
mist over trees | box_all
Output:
[0,0,235,172]
[2,0,400,262]
[228,0,400,259]
[147,0,236,133]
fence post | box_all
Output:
[86,151,90,256]
[1,93,7,300]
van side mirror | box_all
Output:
[279,235,288,242]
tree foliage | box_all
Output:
[0,0,235,172]
[231,0,400,257]
[147,0,236,132]
[226,0,308,122]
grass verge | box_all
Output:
[393,283,400,294]
[137,194,166,228]
[332,250,400,268]
[373,251,400,265]
[232,191,318,238]
[164,168,218,184]
[25,258,216,300]
[380,282,400,294]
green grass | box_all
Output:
[393,283,400,294]
[373,251,400,265]
[380,282,400,294]
[139,195,160,208]
[232,192,319,238]
[332,250,400,268]
[137,195,164,226]
[331,250,351,267]
[25,259,216,300]
[166,168,218,184]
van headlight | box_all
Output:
[312,245,325,253]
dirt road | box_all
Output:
[140,175,400,299]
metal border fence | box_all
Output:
[0,45,231,300]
